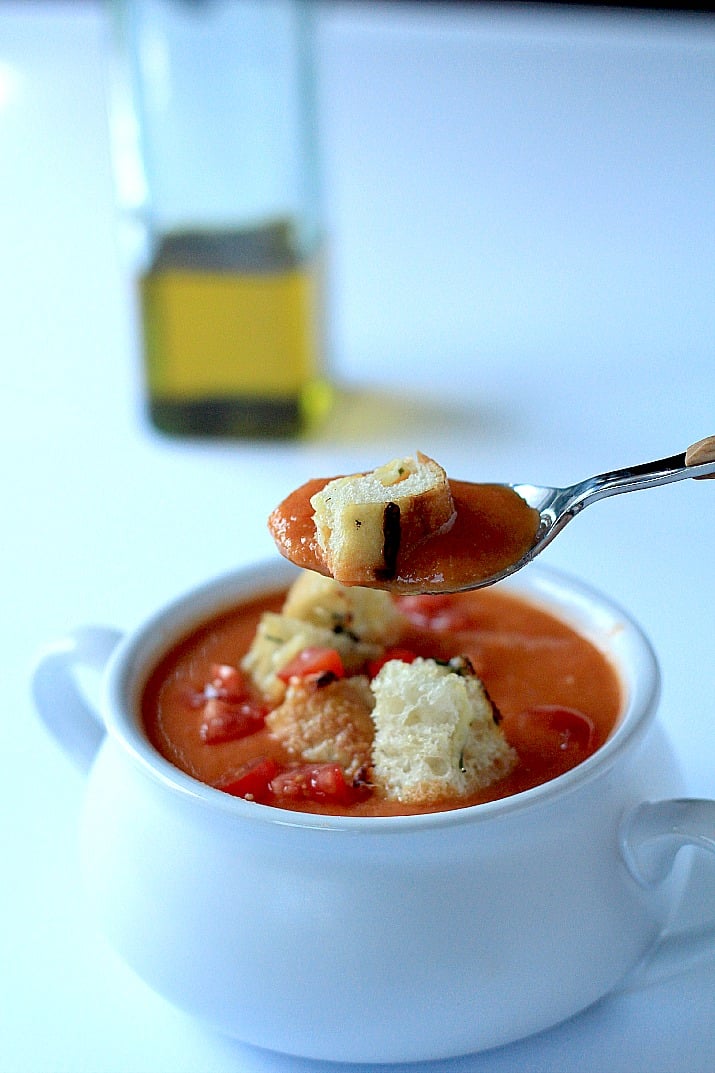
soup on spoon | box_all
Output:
[268,452,541,595]
[270,438,715,594]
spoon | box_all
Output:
[468,434,715,593]
[269,437,715,595]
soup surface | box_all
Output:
[269,477,541,593]
[142,583,622,816]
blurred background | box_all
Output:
[3,3,714,1072]
[5,0,710,604]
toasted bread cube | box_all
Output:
[310,452,456,585]
[266,675,375,779]
[241,611,381,703]
[242,570,404,701]
[371,657,516,804]
[282,570,403,646]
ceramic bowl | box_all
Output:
[32,561,715,1063]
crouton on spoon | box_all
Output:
[268,438,715,595]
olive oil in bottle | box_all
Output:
[140,224,331,437]
[109,0,329,438]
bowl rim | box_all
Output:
[102,559,660,834]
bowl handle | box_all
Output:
[31,627,123,775]
[618,798,715,990]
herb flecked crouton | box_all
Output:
[370,657,516,804]
[310,453,456,585]
[241,571,403,702]
[282,570,403,646]
[240,612,380,703]
[266,675,375,779]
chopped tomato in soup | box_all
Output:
[142,587,621,816]
[270,763,367,807]
[277,646,346,683]
[199,698,266,744]
[501,706,597,771]
[367,647,418,678]
[219,757,281,803]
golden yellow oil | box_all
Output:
[138,226,331,437]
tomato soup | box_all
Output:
[269,478,541,593]
[142,584,622,816]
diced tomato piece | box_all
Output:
[208,663,247,699]
[218,756,281,802]
[199,697,265,744]
[397,593,453,621]
[502,705,597,764]
[277,647,346,683]
[368,647,418,678]
[270,763,365,807]
[188,663,250,707]
[202,656,250,699]
[396,593,474,631]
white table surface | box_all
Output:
[3,2,715,1071]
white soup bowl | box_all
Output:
[31,561,715,1063]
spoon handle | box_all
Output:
[685,435,715,475]
[572,436,715,511]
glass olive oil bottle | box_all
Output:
[109,0,330,437]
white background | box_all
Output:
[2,2,714,1071]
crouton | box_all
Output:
[241,611,381,703]
[371,657,516,804]
[281,570,403,646]
[266,675,375,779]
[310,452,456,585]
[241,571,402,701]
